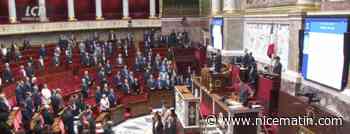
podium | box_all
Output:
[200,65,229,93]
[175,86,200,129]
[257,73,281,113]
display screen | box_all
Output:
[211,18,223,50]
[302,18,348,90]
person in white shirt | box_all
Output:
[1,45,7,57]
[100,94,110,112]
[0,93,11,110]
[116,53,123,66]
[20,65,27,78]
[41,84,51,105]
[38,56,44,70]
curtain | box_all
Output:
[75,0,95,20]
[47,0,67,21]
[102,0,122,19]
[0,1,8,23]
[129,0,149,18]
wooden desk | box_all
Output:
[175,86,200,129]
[257,74,281,113]
[193,78,261,134]
[200,67,229,93]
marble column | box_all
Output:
[8,0,17,23]
[223,0,235,13]
[95,0,103,20]
[159,0,163,18]
[211,0,221,15]
[39,0,49,22]
[122,0,130,19]
[68,0,76,21]
[149,0,156,18]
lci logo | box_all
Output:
[22,5,43,21]
[25,5,42,17]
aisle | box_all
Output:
[112,115,153,134]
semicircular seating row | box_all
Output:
[0,43,170,108]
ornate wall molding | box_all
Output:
[0,19,161,36]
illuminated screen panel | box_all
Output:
[302,18,348,90]
[211,18,223,50]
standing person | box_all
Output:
[165,109,177,134]
[2,63,13,83]
[271,56,282,76]
[62,106,75,134]
[152,112,164,134]
[39,44,47,59]
[38,56,45,70]
[215,49,222,73]
[100,94,110,112]
[41,84,51,105]
[0,93,11,134]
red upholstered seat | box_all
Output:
[199,102,212,118]
[123,107,132,119]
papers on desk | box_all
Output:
[226,100,244,110]
[251,104,263,109]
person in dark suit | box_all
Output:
[122,42,129,57]
[25,62,35,78]
[147,75,156,91]
[242,49,250,66]
[135,78,142,94]
[51,89,63,114]
[2,63,13,83]
[39,44,47,59]
[248,62,258,86]
[152,112,164,134]
[114,72,123,88]
[107,88,117,107]
[121,79,131,94]
[97,67,107,86]
[144,69,151,81]
[215,49,222,73]
[23,77,33,93]
[22,39,31,50]
[128,71,135,86]
[85,108,96,134]
[32,87,42,112]
[81,78,89,98]
[169,30,177,47]
[0,94,10,122]
[83,71,92,86]
[272,56,282,75]
[95,86,102,104]
[121,65,129,78]
[22,93,34,133]
[62,106,75,134]
[65,46,73,64]
[58,35,68,50]
[0,93,11,134]
[81,52,90,67]
[15,81,25,105]
[155,77,163,90]
[105,60,112,75]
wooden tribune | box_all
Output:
[200,64,230,93]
